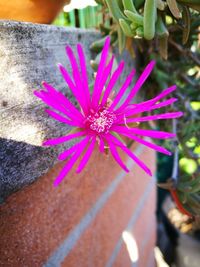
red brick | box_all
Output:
[114,243,132,267]
[0,143,156,267]
[138,231,156,267]
[0,143,136,266]
[112,188,156,267]
[61,149,156,267]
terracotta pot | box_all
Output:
[0,0,70,24]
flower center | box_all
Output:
[86,109,116,134]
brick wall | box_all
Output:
[0,144,156,267]
[0,21,157,267]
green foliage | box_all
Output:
[95,0,200,58]
[53,12,70,26]
[53,5,102,29]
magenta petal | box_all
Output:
[65,46,82,81]
[131,85,177,112]
[131,135,172,155]
[57,64,76,92]
[58,145,78,161]
[124,98,178,117]
[66,43,89,114]
[109,68,136,110]
[58,64,86,110]
[54,137,90,186]
[45,109,80,127]
[92,37,110,106]
[108,134,152,176]
[36,90,71,118]
[43,131,86,146]
[34,90,43,98]
[58,137,89,160]
[119,144,152,176]
[93,56,115,108]
[77,44,91,108]
[106,138,129,172]
[42,81,84,122]
[117,131,172,155]
[112,126,176,139]
[125,112,183,123]
[99,56,115,89]
[149,98,178,110]
[152,85,177,102]
[101,61,125,106]
[76,137,96,173]
[117,60,156,112]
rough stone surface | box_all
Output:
[0,20,135,200]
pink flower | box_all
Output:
[34,37,182,186]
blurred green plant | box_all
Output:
[151,17,200,217]
[53,5,103,28]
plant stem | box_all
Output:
[170,189,193,217]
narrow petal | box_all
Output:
[54,137,90,186]
[132,136,172,155]
[101,61,125,106]
[66,46,88,113]
[35,90,71,118]
[43,131,86,146]
[124,112,183,123]
[149,85,177,103]
[117,131,172,155]
[58,137,89,160]
[41,81,84,121]
[109,69,136,110]
[39,92,82,123]
[99,56,115,90]
[65,46,83,87]
[93,56,115,108]
[145,98,178,111]
[123,98,178,117]
[92,37,110,106]
[106,138,129,172]
[76,137,96,173]
[77,44,91,108]
[58,145,79,161]
[58,64,86,111]
[117,60,156,112]
[57,64,77,93]
[124,85,177,114]
[112,126,176,139]
[34,90,43,98]
[45,109,81,127]
[119,144,152,176]
[107,134,152,176]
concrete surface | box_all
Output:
[0,20,135,200]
